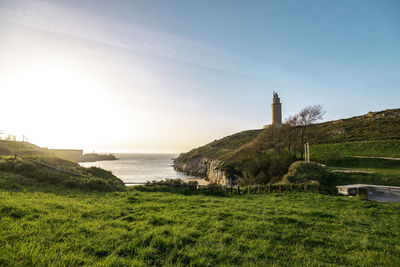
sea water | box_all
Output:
[79,153,192,184]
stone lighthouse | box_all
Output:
[271,92,282,126]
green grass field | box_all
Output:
[1,181,400,266]
[322,157,400,186]
[310,140,400,161]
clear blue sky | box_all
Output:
[0,0,399,152]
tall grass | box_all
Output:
[0,181,399,266]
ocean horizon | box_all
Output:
[79,153,194,184]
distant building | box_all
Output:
[271,92,282,126]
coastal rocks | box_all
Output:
[173,157,227,185]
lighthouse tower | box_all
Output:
[271,92,282,126]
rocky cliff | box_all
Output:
[174,157,227,185]
[173,129,262,185]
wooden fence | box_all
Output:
[142,182,338,195]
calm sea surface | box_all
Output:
[79,153,192,184]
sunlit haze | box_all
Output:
[1,0,399,153]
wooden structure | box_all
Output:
[336,184,400,202]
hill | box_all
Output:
[0,156,124,192]
[307,108,400,144]
[0,140,55,157]
[0,140,117,162]
[176,129,262,162]
[174,108,400,184]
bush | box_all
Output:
[223,153,293,185]
[86,167,115,180]
[282,161,331,185]
[83,178,114,192]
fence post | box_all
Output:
[268,184,271,193]
[248,186,250,194]
[304,184,307,191]
[291,184,294,191]
[279,185,282,192]
[359,187,368,200]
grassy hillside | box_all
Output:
[310,140,400,161]
[0,184,399,266]
[177,108,400,163]
[307,108,400,144]
[0,140,55,157]
[175,108,400,185]
[177,129,262,161]
[0,156,124,192]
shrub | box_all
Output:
[282,161,331,185]
[83,178,113,192]
[86,167,115,180]
[223,153,293,185]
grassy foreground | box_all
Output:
[1,184,400,266]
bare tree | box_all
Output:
[296,105,325,159]
[280,115,299,158]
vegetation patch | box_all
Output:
[282,161,332,185]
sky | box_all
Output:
[0,0,399,153]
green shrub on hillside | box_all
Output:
[283,161,331,185]
[222,153,293,185]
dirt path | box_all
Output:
[331,169,373,174]
[353,156,400,161]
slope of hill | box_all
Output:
[174,108,400,184]
[0,140,117,162]
[307,108,400,144]
[0,140,55,157]
[177,129,262,162]
[0,156,124,191]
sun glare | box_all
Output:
[0,57,122,149]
